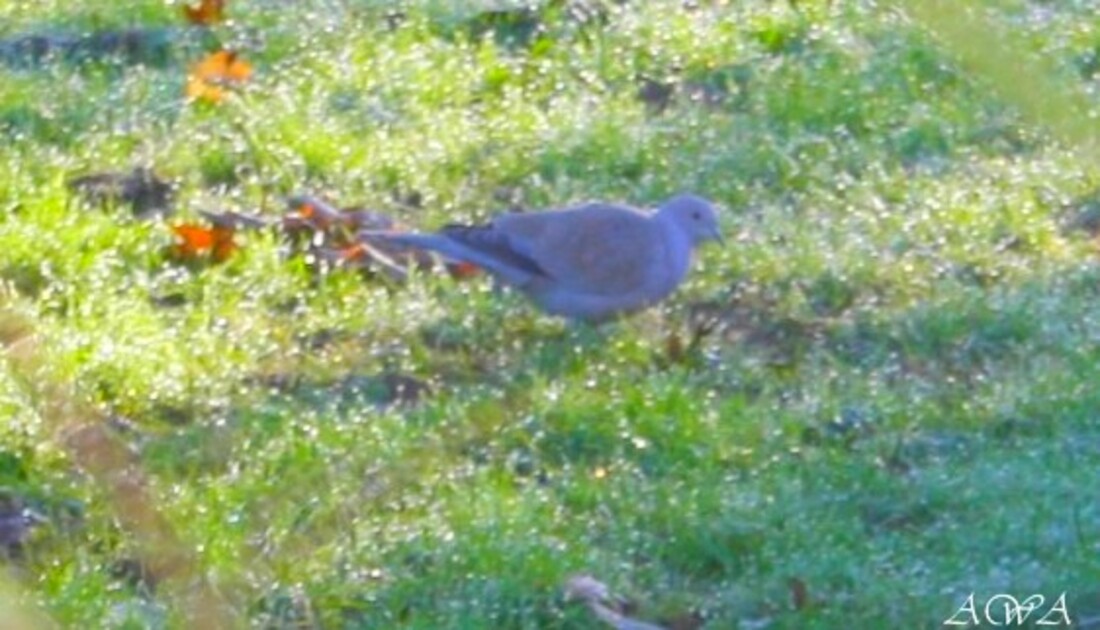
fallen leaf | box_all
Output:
[285,195,399,234]
[0,491,45,556]
[170,223,238,263]
[185,49,252,104]
[637,76,676,113]
[295,328,345,351]
[283,194,484,282]
[322,243,368,263]
[354,231,485,281]
[286,195,351,231]
[383,11,407,31]
[311,242,410,282]
[446,260,481,279]
[183,0,226,26]
[67,167,173,218]
[635,65,739,115]
[788,577,810,610]
[664,331,685,364]
[379,373,432,406]
[149,292,188,308]
[393,188,423,209]
[285,195,420,278]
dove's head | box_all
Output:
[658,194,723,246]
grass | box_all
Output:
[2,0,1100,627]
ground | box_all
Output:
[1,0,1100,628]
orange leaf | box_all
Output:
[295,200,344,230]
[172,224,216,250]
[185,50,252,104]
[194,50,252,82]
[446,261,481,279]
[185,76,226,103]
[171,224,238,262]
[337,243,368,261]
[183,0,226,25]
[211,237,238,262]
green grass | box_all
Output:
[2,0,1100,627]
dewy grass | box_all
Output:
[1,0,1100,627]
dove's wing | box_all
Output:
[494,202,660,297]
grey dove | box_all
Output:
[366,194,722,322]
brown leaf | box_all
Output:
[445,260,481,279]
[284,195,400,236]
[379,373,432,406]
[285,194,351,232]
[788,577,810,610]
[67,167,173,218]
[311,242,410,282]
[0,491,45,555]
[664,330,685,364]
[354,232,484,281]
[183,0,226,26]
[285,194,472,280]
[283,194,484,282]
[149,292,188,308]
[637,76,676,113]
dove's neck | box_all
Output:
[652,210,694,289]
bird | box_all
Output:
[363,193,723,323]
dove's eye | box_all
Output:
[692,211,701,220]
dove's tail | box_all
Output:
[362,231,541,286]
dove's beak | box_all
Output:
[711,227,725,246]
